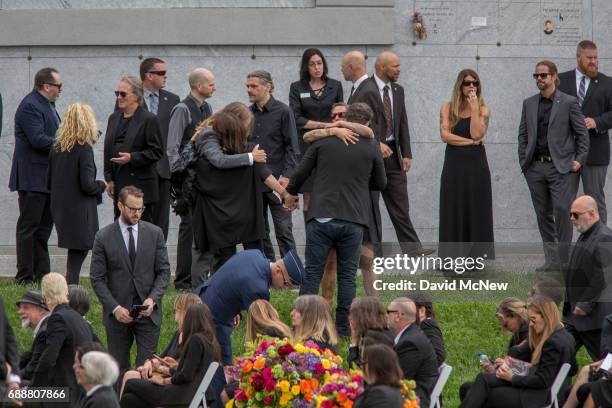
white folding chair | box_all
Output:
[429,363,453,408]
[189,361,220,408]
[543,363,571,408]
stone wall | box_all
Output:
[0,0,609,249]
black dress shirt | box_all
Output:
[536,94,553,156]
[250,96,299,178]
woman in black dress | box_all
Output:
[347,296,394,369]
[291,295,339,353]
[48,102,107,284]
[245,299,292,342]
[439,69,495,263]
[354,344,404,408]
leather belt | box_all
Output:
[534,154,553,162]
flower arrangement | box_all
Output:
[412,12,427,40]
[315,371,363,408]
[400,379,420,408]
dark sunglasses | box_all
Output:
[45,82,62,90]
[148,70,167,76]
[386,309,399,314]
[462,80,479,87]
[570,210,590,219]
[533,73,552,79]
[114,91,129,98]
[331,112,346,119]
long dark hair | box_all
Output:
[349,297,387,339]
[212,110,249,155]
[362,344,403,388]
[299,48,328,82]
[180,303,221,362]
[404,290,436,322]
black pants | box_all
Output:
[175,209,193,290]
[16,191,53,283]
[460,373,522,408]
[214,241,263,272]
[66,249,88,285]
[381,142,423,255]
[262,191,296,261]
[152,178,170,241]
[565,322,602,361]
[105,315,160,373]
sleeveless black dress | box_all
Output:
[438,117,495,260]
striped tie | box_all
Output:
[578,76,586,106]
[383,85,393,138]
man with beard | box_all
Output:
[559,41,612,224]
[518,60,589,271]
[16,290,49,385]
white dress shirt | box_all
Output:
[575,68,591,96]
[394,323,411,345]
[118,218,139,253]
[374,74,394,141]
[352,74,370,96]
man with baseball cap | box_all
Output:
[16,290,49,384]
[195,249,304,366]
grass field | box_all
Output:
[0,273,590,407]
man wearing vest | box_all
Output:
[167,68,216,290]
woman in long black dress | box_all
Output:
[439,69,495,263]
[48,102,106,284]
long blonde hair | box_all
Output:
[448,69,486,130]
[292,295,338,347]
[528,296,563,365]
[54,102,99,152]
[246,300,292,342]
[496,297,529,326]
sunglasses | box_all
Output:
[533,73,552,79]
[331,112,346,119]
[45,82,62,90]
[462,80,479,87]
[148,70,167,76]
[114,91,130,98]
[386,309,399,314]
[570,210,590,219]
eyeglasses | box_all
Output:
[308,62,324,68]
[533,73,552,79]
[114,91,130,98]
[462,80,479,87]
[386,309,399,314]
[570,210,590,219]
[124,205,146,214]
[148,70,167,76]
[331,112,346,119]
[45,82,62,90]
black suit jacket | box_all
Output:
[0,297,19,381]
[32,304,94,407]
[353,384,404,408]
[19,314,49,382]
[349,76,412,166]
[103,106,163,203]
[420,317,446,366]
[563,221,612,332]
[394,324,439,407]
[510,327,577,408]
[82,385,120,408]
[558,70,612,165]
[286,136,386,227]
[90,220,170,327]
[147,89,180,179]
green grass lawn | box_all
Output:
[1,273,590,407]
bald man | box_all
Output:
[387,297,438,406]
[167,67,216,290]
[564,195,612,360]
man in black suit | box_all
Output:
[559,41,612,225]
[343,51,431,257]
[9,67,62,284]
[285,103,386,337]
[518,60,589,270]
[16,290,49,384]
[387,297,438,407]
[247,70,300,261]
[167,67,215,290]
[90,186,171,372]
[563,195,612,360]
[140,58,180,240]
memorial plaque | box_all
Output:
[414,1,457,44]
[541,3,582,45]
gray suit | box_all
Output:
[90,220,170,370]
[518,89,589,264]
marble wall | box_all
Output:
[0,0,609,251]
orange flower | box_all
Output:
[337,393,347,403]
[342,401,353,408]
[244,387,253,399]
[242,361,253,374]
[300,379,311,393]
[310,378,319,389]
[253,358,266,370]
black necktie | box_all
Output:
[127,226,136,267]
[383,85,393,138]
[349,85,355,99]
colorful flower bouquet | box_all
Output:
[226,338,420,408]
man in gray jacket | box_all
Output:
[518,60,589,271]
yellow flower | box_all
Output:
[280,393,292,406]
[294,344,306,353]
[321,359,331,369]
[291,385,301,395]
[311,348,321,356]
[225,400,234,408]
[279,380,291,393]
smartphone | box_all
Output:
[129,304,148,318]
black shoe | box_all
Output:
[406,247,436,257]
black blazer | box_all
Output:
[510,327,577,408]
[558,70,612,165]
[32,304,94,407]
[82,385,120,408]
[353,384,404,408]
[394,324,439,408]
[600,314,612,355]
[286,136,386,227]
[148,88,180,180]
[90,220,170,327]
[288,78,344,156]
[0,296,19,381]
[9,90,60,193]
[347,329,394,368]
[420,318,447,366]
[19,314,48,382]
[48,143,106,250]
[103,106,163,204]
[563,221,612,332]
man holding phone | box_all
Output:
[91,185,170,372]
